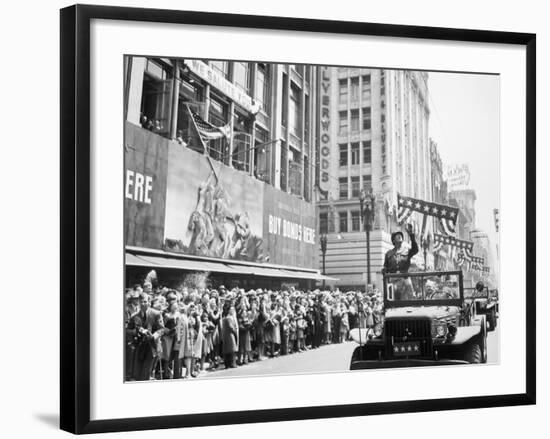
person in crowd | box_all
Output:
[338,303,349,343]
[237,296,253,365]
[160,299,180,379]
[131,292,165,381]
[255,296,268,360]
[222,305,239,368]
[200,310,216,371]
[124,288,140,381]
[183,305,203,378]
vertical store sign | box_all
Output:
[319,66,331,193]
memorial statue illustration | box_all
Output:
[185,174,266,262]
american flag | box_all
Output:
[482,266,491,275]
[186,105,231,143]
[432,233,474,253]
[397,194,459,237]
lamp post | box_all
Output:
[359,189,376,288]
[320,233,328,289]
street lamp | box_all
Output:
[359,188,376,287]
[320,233,328,289]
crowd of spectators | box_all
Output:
[125,279,385,381]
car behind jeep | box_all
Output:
[350,270,487,370]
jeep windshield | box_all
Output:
[464,286,489,300]
[384,271,463,307]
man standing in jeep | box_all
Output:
[382,223,419,274]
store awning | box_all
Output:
[126,250,339,281]
[126,253,238,274]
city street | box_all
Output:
[202,326,500,379]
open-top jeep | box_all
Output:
[464,284,498,331]
[350,270,487,369]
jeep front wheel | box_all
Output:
[464,342,482,363]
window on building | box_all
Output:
[363,174,372,191]
[207,95,229,163]
[350,109,360,132]
[362,107,371,130]
[254,126,270,183]
[304,94,310,141]
[233,62,250,93]
[140,59,173,138]
[281,73,288,127]
[362,75,371,101]
[351,210,361,231]
[288,146,302,197]
[232,110,252,172]
[351,142,360,165]
[351,176,360,197]
[363,140,372,164]
[339,79,348,104]
[339,144,348,167]
[255,63,270,114]
[280,141,288,192]
[339,211,348,233]
[289,84,302,137]
[210,61,229,79]
[320,212,328,234]
[339,111,348,135]
[339,177,348,199]
[350,77,359,102]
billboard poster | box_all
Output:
[161,141,318,269]
[124,122,168,249]
[446,164,471,192]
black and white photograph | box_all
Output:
[124,57,500,382]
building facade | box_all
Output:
[124,57,324,289]
[316,67,432,290]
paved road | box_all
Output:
[201,326,499,379]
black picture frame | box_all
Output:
[60,4,536,434]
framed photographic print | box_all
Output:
[60,4,536,434]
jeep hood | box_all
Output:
[385,306,460,320]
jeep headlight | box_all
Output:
[373,323,384,337]
[435,324,447,337]
[432,321,447,338]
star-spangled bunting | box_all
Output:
[432,233,474,254]
[397,194,459,237]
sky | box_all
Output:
[426,71,500,260]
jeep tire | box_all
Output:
[464,342,482,363]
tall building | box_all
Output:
[124,57,324,290]
[430,139,453,271]
[317,67,431,290]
